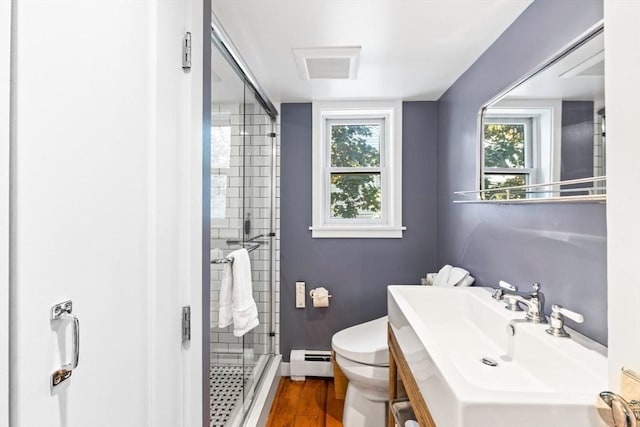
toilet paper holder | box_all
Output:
[309,287,332,307]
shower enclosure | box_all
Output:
[209,16,278,427]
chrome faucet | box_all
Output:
[546,304,584,338]
[492,282,547,324]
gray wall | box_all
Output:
[436,0,607,344]
[280,102,438,360]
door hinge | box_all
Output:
[182,32,192,70]
[182,306,191,342]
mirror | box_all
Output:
[472,25,605,202]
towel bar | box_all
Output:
[211,242,260,264]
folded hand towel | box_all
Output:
[447,267,469,287]
[218,258,233,329]
[457,274,475,287]
[432,265,476,287]
[228,248,259,337]
[433,265,453,287]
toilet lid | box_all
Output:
[331,316,389,366]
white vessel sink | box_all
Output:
[387,286,607,427]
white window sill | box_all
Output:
[309,225,406,239]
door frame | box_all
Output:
[197,1,212,426]
[0,1,12,426]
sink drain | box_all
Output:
[481,357,499,367]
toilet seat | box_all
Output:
[331,316,389,366]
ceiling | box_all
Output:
[212,0,533,103]
[506,31,605,102]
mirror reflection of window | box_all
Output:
[482,104,558,200]
[483,118,532,199]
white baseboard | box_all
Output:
[280,362,290,377]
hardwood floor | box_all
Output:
[266,378,344,427]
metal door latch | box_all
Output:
[182,32,191,70]
[51,300,80,387]
[182,306,191,342]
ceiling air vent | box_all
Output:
[292,46,361,80]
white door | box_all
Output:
[605,0,640,391]
[6,1,205,427]
[1,1,12,427]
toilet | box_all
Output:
[331,316,389,427]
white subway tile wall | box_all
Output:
[210,102,279,360]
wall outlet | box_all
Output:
[295,281,306,308]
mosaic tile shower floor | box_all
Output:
[210,364,253,427]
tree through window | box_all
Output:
[329,123,382,219]
[483,118,533,199]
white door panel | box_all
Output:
[1,2,11,427]
[10,1,203,426]
[12,1,152,425]
[605,1,640,391]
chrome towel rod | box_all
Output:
[211,242,260,265]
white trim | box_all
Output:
[311,100,404,238]
[308,225,406,239]
[186,2,205,427]
[487,99,562,185]
[280,362,291,377]
[0,2,11,426]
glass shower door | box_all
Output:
[210,41,275,427]
[240,94,274,411]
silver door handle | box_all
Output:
[51,300,80,387]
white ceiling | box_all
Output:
[212,0,534,103]
[505,32,605,101]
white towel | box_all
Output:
[433,265,453,287]
[432,265,476,287]
[218,258,233,329]
[218,248,259,336]
[447,267,469,287]
[230,248,259,336]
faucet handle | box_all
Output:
[546,304,583,338]
[553,304,584,323]
[499,280,517,291]
[531,282,541,293]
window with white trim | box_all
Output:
[483,117,535,198]
[311,101,404,238]
[482,101,561,200]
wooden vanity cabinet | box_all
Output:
[388,323,437,427]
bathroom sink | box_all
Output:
[387,286,607,427]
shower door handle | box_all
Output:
[51,300,80,387]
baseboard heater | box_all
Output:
[290,349,333,381]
